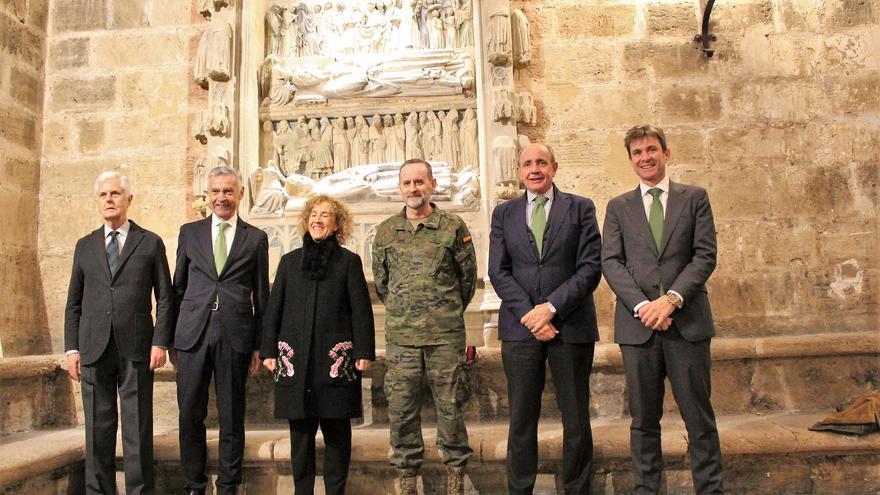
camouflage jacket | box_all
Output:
[372,204,477,346]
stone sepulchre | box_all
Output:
[229,0,536,344]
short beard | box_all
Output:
[405,196,427,210]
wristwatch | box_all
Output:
[546,301,557,314]
[665,292,683,308]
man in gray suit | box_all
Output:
[65,171,173,494]
[602,125,724,494]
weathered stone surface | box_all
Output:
[824,0,879,28]
[9,67,42,109]
[0,104,38,149]
[48,37,89,70]
[0,13,44,69]
[149,0,194,26]
[710,0,774,33]
[558,4,635,38]
[49,75,116,112]
[657,84,722,124]
[92,31,188,69]
[0,0,26,22]
[645,2,696,37]
[51,0,107,33]
[76,119,105,154]
[827,75,880,115]
[26,0,48,32]
[545,41,615,84]
[110,0,149,29]
[120,68,188,115]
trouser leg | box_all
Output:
[501,340,546,495]
[212,329,251,493]
[290,418,320,495]
[319,418,352,495]
[621,334,666,495]
[424,342,472,467]
[81,342,120,495]
[385,343,426,468]
[117,351,154,495]
[176,324,213,491]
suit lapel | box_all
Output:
[510,194,537,262]
[624,187,660,257]
[195,218,218,281]
[112,222,144,280]
[543,186,570,256]
[220,217,250,278]
[658,182,685,257]
[90,228,113,279]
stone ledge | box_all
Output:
[148,411,879,465]
[0,428,83,488]
[0,355,65,380]
[149,330,879,381]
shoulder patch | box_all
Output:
[462,234,472,244]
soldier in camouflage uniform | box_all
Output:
[372,159,477,495]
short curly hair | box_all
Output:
[298,195,354,244]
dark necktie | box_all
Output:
[531,195,548,257]
[648,188,664,250]
[107,231,120,276]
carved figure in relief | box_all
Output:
[459,107,478,169]
[428,110,443,162]
[492,66,511,87]
[369,114,386,164]
[305,118,321,176]
[511,9,532,67]
[266,5,284,57]
[208,102,230,136]
[273,120,295,176]
[193,146,230,197]
[493,136,518,186]
[351,116,369,166]
[382,115,396,163]
[299,3,320,56]
[392,113,406,163]
[406,1,421,49]
[198,0,213,18]
[487,9,512,66]
[418,111,432,159]
[281,6,300,57]
[516,92,537,126]
[405,111,423,160]
[194,30,209,88]
[429,9,444,49]
[442,109,461,171]
[452,166,479,207]
[251,165,290,214]
[314,117,335,177]
[455,0,473,47]
[208,22,233,82]
[193,111,208,143]
[332,118,350,172]
[493,87,514,122]
[443,8,457,49]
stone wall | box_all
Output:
[512,0,879,338]
[37,0,203,353]
[32,0,879,352]
[1,0,49,356]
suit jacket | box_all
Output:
[172,216,269,354]
[602,181,717,345]
[64,221,173,365]
[488,185,603,343]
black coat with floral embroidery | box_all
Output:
[260,238,375,419]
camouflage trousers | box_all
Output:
[384,342,472,468]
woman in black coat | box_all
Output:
[261,195,375,495]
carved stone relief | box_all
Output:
[511,9,531,67]
[487,9,511,66]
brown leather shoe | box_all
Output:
[446,466,465,495]
[397,467,418,495]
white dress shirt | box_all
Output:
[633,175,684,315]
[211,213,237,256]
[525,186,555,227]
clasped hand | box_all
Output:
[637,296,675,331]
[521,303,558,342]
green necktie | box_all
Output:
[531,195,548,257]
[648,187,664,250]
[214,222,229,275]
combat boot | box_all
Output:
[397,467,418,495]
[446,466,465,495]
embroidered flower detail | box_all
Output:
[275,341,295,382]
[328,341,357,382]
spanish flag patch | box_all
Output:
[462,234,472,244]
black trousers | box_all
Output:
[81,332,154,495]
[502,340,595,495]
[620,329,724,495]
[176,313,251,494]
[289,417,352,495]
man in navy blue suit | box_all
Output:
[488,143,602,494]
